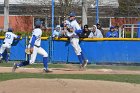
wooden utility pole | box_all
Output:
[82,0,88,28]
[4,0,9,32]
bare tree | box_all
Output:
[82,0,88,27]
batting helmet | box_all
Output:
[8,28,13,32]
[69,11,76,17]
[35,19,42,27]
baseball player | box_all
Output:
[64,12,88,69]
[0,28,21,63]
[12,19,52,73]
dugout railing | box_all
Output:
[120,24,140,38]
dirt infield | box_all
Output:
[0,67,140,93]
[0,78,140,93]
[0,67,140,74]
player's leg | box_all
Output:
[29,46,38,64]
[81,51,88,67]
[12,60,30,72]
[38,47,52,73]
[80,47,88,67]
[70,38,83,64]
[12,46,37,72]
[75,42,88,68]
[5,48,10,63]
[71,38,88,68]
[0,44,6,60]
[12,54,30,72]
[74,39,88,67]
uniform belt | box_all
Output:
[34,45,40,48]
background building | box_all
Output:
[0,0,139,32]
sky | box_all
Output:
[0,0,19,4]
[0,0,119,7]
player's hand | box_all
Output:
[30,48,34,54]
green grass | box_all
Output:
[1,63,140,84]
[0,62,66,68]
[1,62,140,71]
[0,73,140,84]
[87,64,140,71]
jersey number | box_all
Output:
[6,34,11,39]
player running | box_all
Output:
[0,28,21,63]
[12,19,52,73]
[64,11,88,69]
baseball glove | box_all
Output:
[25,48,31,54]
[67,27,74,33]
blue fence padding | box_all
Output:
[51,40,69,63]
[35,39,49,62]
[67,44,79,63]
[10,38,26,60]
[0,40,3,45]
[52,40,140,63]
[85,41,140,63]
[1,37,140,64]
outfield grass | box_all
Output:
[0,62,66,68]
[87,64,140,70]
[0,73,140,84]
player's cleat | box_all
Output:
[79,64,85,71]
[43,68,53,73]
[12,63,18,72]
[82,60,88,68]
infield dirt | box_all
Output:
[0,67,140,93]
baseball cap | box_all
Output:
[110,26,115,29]
[69,12,76,17]
[84,25,88,28]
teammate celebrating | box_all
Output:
[12,19,52,73]
[64,11,88,69]
[0,28,21,63]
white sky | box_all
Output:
[0,0,19,4]
[0,0,119,7]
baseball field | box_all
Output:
[0,63,140,93]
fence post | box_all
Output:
[25,36,28,61]
[131,25,134,38]
[122,27,125,38]
[119,27,121,38]
[48,36,53,63]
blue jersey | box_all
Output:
[106,31,119,38]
